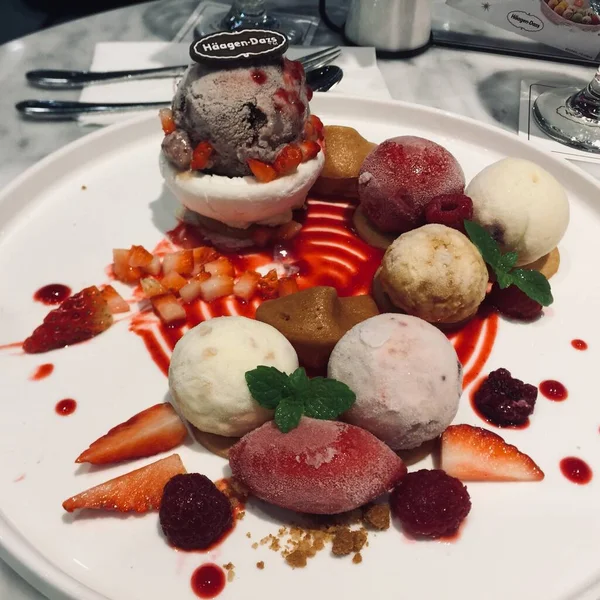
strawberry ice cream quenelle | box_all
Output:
[328,314,462,450]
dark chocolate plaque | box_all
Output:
[190,29,288,65]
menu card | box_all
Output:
[446,0,600,59]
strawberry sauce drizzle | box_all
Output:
[560,457,592,485]
[30,363,54,381]
[55,398,77,416]
[130,197,498,382]
[191,564,225,599]
[33,284,71,305]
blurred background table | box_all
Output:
[0,0,599,597]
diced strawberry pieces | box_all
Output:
[159,108,176,135]
[23,286,113,354]
[276,220,302,241]
[257,269,279,300]
[273,145,302,176]
[151,294,187,325]
[298,140,321,162]
[248,159,277,183]
[101,285,129,314]
[199,275,234,302]
[440,424,545,482]
[192,246,219,267]
[161,271,188,293]
[112,248,142,284]
[76,403,187,465]
[162,250,194,277]
[144,255,162,277]
[62,454,186,513]
[190,141,213,171]
[308,115,324,139]
[278,276,299,297]
[204,256,235,277]
[251,226,275,248]
[128,245,154,268]
[179,272,211,304]
[233,271,261,301]
[140,277,167,299]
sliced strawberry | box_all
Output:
[276,220,302,241]
[251,226,275,248]
[63,454,186,513]
[199,274,234,302]
[273,145,302,176]
[440,424,544,482]
[309,115,324,139]
[179,272,211,303]
[112,248,142,284]
[76,403,187,465]
[162,250,194,277]
[204,256,235,277]
[128,245,154,269]
[233,271,261,301]
[140,277,167,299]
[144,255,162,276]
[101,285,129,314]
[257,269,279,300]
[190,141,213,171]
[278,276,299,297]
[159,108,176,135]
[151,294,187,325]
[161,271,188,293]
[248,159,277,183]
[298,140,320,162]
[192,246,219,268]
[23,286,113,354]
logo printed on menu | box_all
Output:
[506,10,544,32]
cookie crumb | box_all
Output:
[332,527,354,556]
[352,553,363,564]
[81,185,87,190]
[363,504,391,530]
[222,563,235,582]
[256,561,265,570]
[285,549,308,568]
[252,542,258,550]
[246,532,252,538]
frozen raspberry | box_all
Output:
[488,283,542,320]
[474,368,537,426]
[424,194,473,234]
[390,469,470,538]
[159,474,232,550]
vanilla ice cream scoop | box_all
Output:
[328,314,462,450]
[466,157,569,265]
[169,316,298,437]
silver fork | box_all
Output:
[25,46,340,89]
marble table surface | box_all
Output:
[0,1,598,598]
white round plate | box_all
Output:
[0,95,599,600]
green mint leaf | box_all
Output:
[287,367,310,394]
[497,251,518,273]
[302,377,356,420]
[496,270,515,290]
[464,220,503,271]
[511,268,554,307]
[245,366,289,410]
[274,397,304,433]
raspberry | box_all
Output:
[159,474,232,550]
[424,194,473,234]
[488,283,542,320]
[390,469,470,538]
[474,368,537,426]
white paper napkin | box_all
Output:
[79,42,391,126]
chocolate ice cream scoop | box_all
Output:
[255,286,379,370]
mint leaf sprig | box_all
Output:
[245,366,356,433]
[463,220,553,307]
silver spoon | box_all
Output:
[16,66,343,121]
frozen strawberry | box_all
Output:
[441,424,544,482]
[179,272,211,303]
[23,286,113,354]
[161,271,188,293]
[233,271,261,301]
[162,250,194,277]
[144,255,162,277]
[159,108,176,135]
[229,418,406,514]
[62,454,186,513]
[278,276,299,297]
[151,294,187,325]
[190,141,214,171]
[251,226,275,248]
[273,145,302,176]
[298,140,321,162]
[128,245,154,269]
[257,269,279,299]
[248,159,277,183]
[76,403,187,465]
[204,256,235,277]
[140,277,167,299]
[276,220,302,241]
[101,285,129,314]
[112,248,142,283]
[199,274,234,302]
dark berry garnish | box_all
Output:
[488,283,542,320]
[390,469,471,538]
[159,473,232,550]
[474,368,537,426]
[424,194,473,234]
